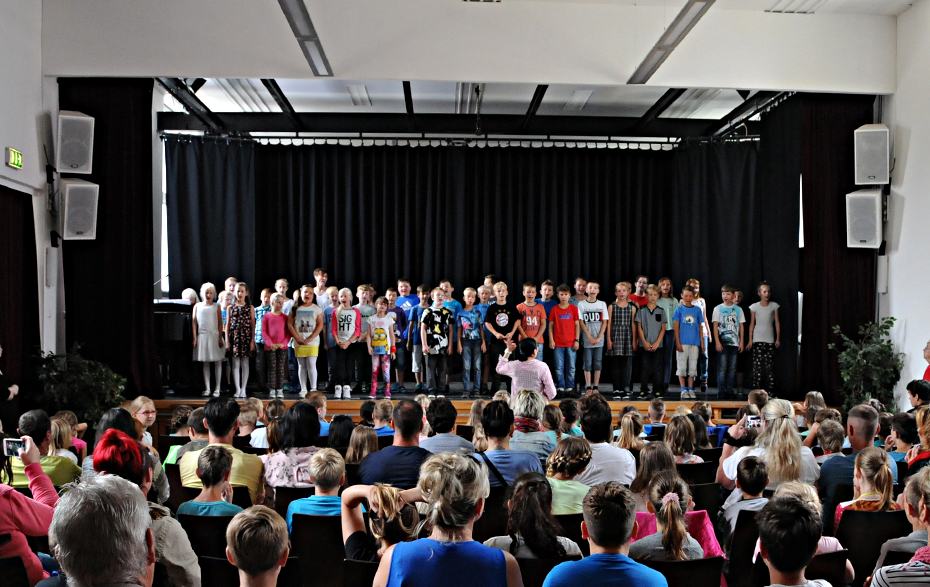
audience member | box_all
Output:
[575,394,636,487]
[359,399,431,488]
[477,400,543,487]
[225,506,290,587]
[359,399,376,428]
[128,396,158,446]
[327,414,355,449]
[541,404,564,445]
[285,448,345,531]
[177,445,243,516]
[647,398,666,428]
[665,415,704,464]
[874,468,930,571]
[4,410,81,487]
[630,443,676,512]
[887,412,918,462]
[748,389,769,412]
[615,410,645,451]
[53,410,88,462]
[373,452,522,587]
[49,475,156,587]
[264,400,286,454]
[629,471,703,561]
[546,436,592,515]
[542,481,668,587]
[341,484,421,562]
[167,404,193,438]
[720,456,768,544]
[510,389,557,459]
[814,419,846,465]
[485,472,583,558]
[167,407,209,464]
[468,399,489,452]
[260,402,321,502]
[179,397,264,504]
[691,401,716,427]
[834,446,899,529]
[687,413,715,450]
[237,403,260,441]
[420,397,475,454]
[559,398,583,437]
[242,398,268,449]
[372,399,396,437]
[907,379,930,414]
[757,497,828,587]
[346,426,378,465]
[908,406,930,476]
[83,408,138,475]
[305,391,330,436]
[47,417,77,464]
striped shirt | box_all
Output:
[871,561,930,587]
[495,355,556,399]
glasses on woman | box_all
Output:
[137,410,157,417]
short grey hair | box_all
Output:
[512,389,546,421]
[50,475,151,587]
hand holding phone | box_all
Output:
[3,438,24,457]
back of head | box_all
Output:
[226,506,289,577]
[50,475,151,587]
[304,391,327,415]
[691,402,713,423]
[815,408,842,424]
[95,408,138,445]
[373,399,394,425]
[512,338,538,362]
[903,467,930,515]
[346,426,378,464]
[582,481,637,549]
[426,397,458,434]
[646,471,691,560]
[648,398,666,422]
[481,400,514,439]
[512,389,546,421]
[360,400,376,424]
[203,397,241,437]
[855,446,895,511]
[468,399,487,427]
[665,415,696,457]
[559,399,580,433]
[617,410,644,449]
[18,409,51,442]
[736,456,768,496]
[197,445,233,488]
[848,404,880,444]
[817,419,846,454]
[773,481,822,513]
[54,410,79,427]
[686,413,713,450]
[369,484,420,545]
[892,412,920,446]
[805,391,827,410]
[170,405,193,434]
[280,402,321,450]
[238,405,258,429]
[542,404,563,440]
[507,472,566,558]
[759,399,802,483]
[631,442,676,493]
[49,417,73,455]
[309,448,345,491]
[328,415,356,448]
[757,496,823,573]
[418,452,489,533]
[878,412,893,440]
[579,394,612,443]
[93,429,150,487]
[186,407,208,436]
[748,390,769,411]
[547,436,592,478]
[393,399,424,440]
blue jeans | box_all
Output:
[582,346,603,372]
[554,347,577,389]
[698,332,709,381]
[536,342,544,361]
[461,339,483,391]
[717,345,739,394]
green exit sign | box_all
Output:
[6,148,23,170]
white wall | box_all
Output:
[883,0,930,406]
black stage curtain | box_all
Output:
[58,78,162,399]
[0,185,40,431]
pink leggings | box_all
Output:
[372,355,391,388]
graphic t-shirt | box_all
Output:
[635,305,667,348]
[334,307,362,343]
[673,305,705,347]
[549,305,580,348]
[397,294,420,315]
[369,314,395,355]
[387,307,408,341]
[517,302,547,342]
[749,301,780,344]
[477,302,492,339]
[458,307,484,342]
[422,306,454,354]
[353,304,376,341]
[484,303,521,346]
[577,299,609,348]
[293,304,323,347]
[408,305,428,346]
[712,304,746,347]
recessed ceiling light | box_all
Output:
[277,0,333,76]
[564,90,593,111]
[628,0,715,84]
[347,85,372,107]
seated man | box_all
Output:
[179,397,265,504]
[305,391,331,436]
[907,379,930,414]
[372,399,396,437]
[478,400,543,488]
[226,506,290,587]
[165,407,209,465]
[543,481,668,587]
[5,410,81,487]
[359,399,431,488]
[177,445,243,516]
[574,395,636,487]
[286,448,345,531]
[419,397,474,455]
[757,496,827,587]
[49,475,157,587]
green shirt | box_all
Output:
[656,297,679,330]
[164,444,182,465]
[548,477,591,515]
[3,455,81,487]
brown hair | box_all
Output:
[265,399,287,454]
[690,402,713,423]
[546,436,592,478]
[226,506,288,577]
[346,426,378,465]
[583,481,637,548]
[468,399,488,452]
[817,419,845,454]
[616,411,645,450]
[665,415,696,458]
[197,445,233,487]
[169,405,193,434]
[748,389,769,411]
[542,404,563,442]
[917,406,930,451]
[646,471,692,560]
[631,442,676,494]
[855,447,895,512]
[815,408,842,424]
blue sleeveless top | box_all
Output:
[387,539,507,587]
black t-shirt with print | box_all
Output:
[484,303,521,347]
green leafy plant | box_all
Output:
[35,343,126,425]
[829,317,904,412]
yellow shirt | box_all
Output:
[178,442,264,504]
[3,456,82,487]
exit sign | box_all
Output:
[6,148,22,170]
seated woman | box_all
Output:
[484,472,582,558]
[468,399,489,453]
[509,389,557,460]
[373,452,522,587]
[545,437,592,515]
[834,446,899,529]
[629,471,704,561]
[328,414,356,450]
[346,425,378,465]
[616,410,645,451]
[630,443,676,512]
[665,415,704,464]
[541,404,563,446]
[261,402,322,503]
[341,483,421,561]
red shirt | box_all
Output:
[517,302,547,342]
[549,305,580,348]
[924,364,930,382]
[630,293,648,307]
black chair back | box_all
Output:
[177,514,235,558]
[274,486,316,519]
[882,550,915,567]
[835,509,911,587]
[344,559,380,587]
[291,514,344,587]
[472,485,510,543]
[279,556,302,587]
[821,483,855,537]
[198,556,239,587]
[344,463,362,487]
[377,435,394,450]
[812,445,825,457]
[158,435,187,461]
[231,435,252,451]
[694,447,723,463]
[517,556,582,587]
[554,513,588,557]
[676,461,718,485]
[896,459,908,480]
[164,463,185,512]
[689,482,722,522]
[13,487,32,499]
[0,555,30,587]
[455,425,474,442]
[647,425,666,440]
[628,448,641,468]
[726,509,761,587]
[751,549,849,587]
[635,556,725,587]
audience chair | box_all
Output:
[177,514,235,558]
[333,446,348,459]
[164,463,185,512]
[726,509,761,587]
[471,485,510,544]
[835,509,911,587]
[751,549,849,587]
[157,435,187,460]
[812,445,825,457]
[841,447,853,456]
[881,550,914,567]
[231,435,253,451]
[694,447,723,463]
[822,483,855,537]
[377,435,393,451]
[629,448,641,468]
[278,556,302,587]
[517,555,582,587]
[343,463,362,487]
[644,434,664,443]
[689,482,722,522]
[455,424,474,442]
[291,514,345,587]
[554,513,589,557]
[0,555,31,587]
[197,556,240,587]
[273,486,316,519]
[343,559,380,587]
[896,459,908,480]
[13,487,32,499]
[676,462,718,485]
[635,556,725,587]
[646,426,666,440]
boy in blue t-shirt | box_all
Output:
[712,284,746,400]
[406,285,431,392]
[457,287,487,399]
[286,448,345,533]
[176,445,243,517]
[673,285,706,400]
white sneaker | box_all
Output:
[202,389,210,397]
[335,386,343,399]
[343,387,352,400]
[212,389,220,397]
[276,390,284,399]
[299,390,308,399]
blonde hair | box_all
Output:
[270,292,287,306]
[200,282,217,302]
[512,389,546,421]
[673,405,691,417]
[546,436,592,478]
[309,448,345,491]
[665,415,696,458]
[181,288,199,304]
[237,404,258,428]
[758,399,802,484]
[243,398,264,419]
[615,281,631,293]
[917,406,930,450]
[774,481,822,512]
[477,285,492,295]
[645,284,660,295]
[493,281,508,292]
[369,484,420,545]
[463,287,477,295]
[468,399,488,452]
[418,453,489,535]
[616,411,645,450]
[492,390,511,403]
[415,394,432,436]
[226,506,288,577]
[128,396,154,417]
[48,417,73,456]
[346,426,377,465]
[855,447,896,512]
[337,287,353,301]
[326,286,338,296]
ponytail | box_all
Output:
[617,411,644,450]
[856,447,896,512]
[646,471,692,561]
[506,473,566,558]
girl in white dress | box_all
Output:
[192,282,225,396]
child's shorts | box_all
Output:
[411,345,424,373]
[295,343,319,358]
[676,344,699,377]
[582,346,604,371]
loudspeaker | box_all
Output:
[60,179,99,240]
[846,189,882,248]
[57,110,95,174]
[854,123,889,185]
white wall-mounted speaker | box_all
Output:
[846,188,882,248]
[57,110,95,174]
[854,123,889,185]
[60,178,99,240]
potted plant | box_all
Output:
[35,343,126,425]
[829,317,904,412]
